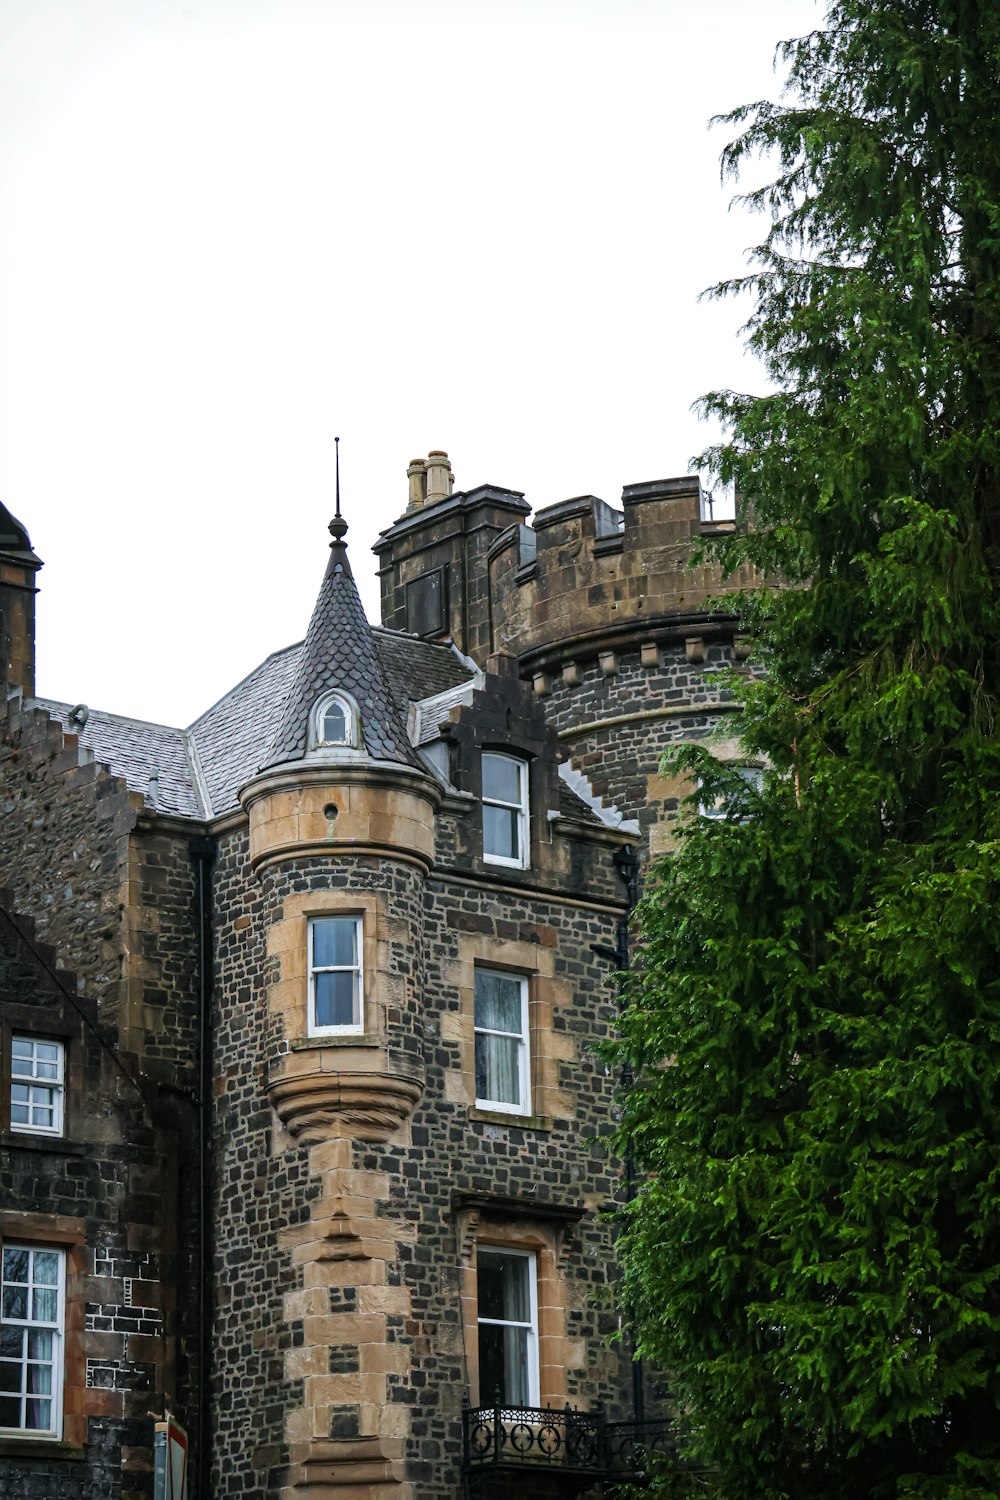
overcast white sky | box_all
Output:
[0,0,818,727]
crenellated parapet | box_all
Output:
[486,475,759,684]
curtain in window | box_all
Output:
[477,1252,532,1406]
[475,972,523,1106]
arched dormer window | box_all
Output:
[311,691,359,750]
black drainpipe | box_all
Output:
[593,842,644,1424]
[189,837,216,1500]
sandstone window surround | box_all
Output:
[482,752,530,869]
[454,1194,585,1409]
[0,1215,90,1456]
[450,933,575,1129]
[310,690,359,751]
[0,1243,65,1440]
[8,1037,65,1138]
[265,890,423,1144]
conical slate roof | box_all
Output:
[260,514,421,772]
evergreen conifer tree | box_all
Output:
[611,5,1000,1497]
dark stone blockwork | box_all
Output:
[0,460,750,1498]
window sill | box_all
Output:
[469,1107,553,1133]
[1,1132,86,1156]
[0,1438,85,1461]
[289,1036,382,1052]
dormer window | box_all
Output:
[312,691,358,750]
[483,753,529,868]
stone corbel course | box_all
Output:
[267,1055,423,1144]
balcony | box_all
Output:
[461,1398,682,1497]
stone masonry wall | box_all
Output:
[209,825,317,1499]
[208,808,635,1498]
[0,692,136,1032]
[377,877,633,1498]
[542,641,743,855]
[0,903,176,1500]
[0,697,198,1497]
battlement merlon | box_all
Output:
[486,474,758,673]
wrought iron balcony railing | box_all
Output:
[462,1395,679,1489]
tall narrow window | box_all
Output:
[477,1249,538,1407]
[0,1245,65,1438]
[482,754,529,868]
[474,971,529,1115]
[308,916,363,1035]
[10,1038,64,1137]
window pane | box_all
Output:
[321,702,347,742]
[483,755,520,804]
[474,973,522,1033]
[27,1331,52,1360]
[24,1397,50,1430]
[478,1322,505,1406]
[32,1253,59,1287]
[32,1288,57,1323]
[0,1361,21,1392]
[2,1248,28,1285]
[0,1328,21,1357]
[1,1287,26,1321]
[312,918,357,969]
[503,1325,530,1406]
[478,1253,529,1322]
[314,971,357,1029]
[483,804,518,861]
[475,1033,520,1107]
[0,1395,20,1426]
[10,1038,32,1066]
[479,1323,532,1407]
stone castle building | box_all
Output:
[0,450,753,1500]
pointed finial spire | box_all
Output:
[328,435,349,560]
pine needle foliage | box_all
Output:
[609,5,1000,1498]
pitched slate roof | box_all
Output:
[261,517,421,772]
[37,701,206,820]
[374,630,473,707]
[187,643,303,816]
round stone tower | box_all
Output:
[237,511,440,1498]
[485,477,760,856]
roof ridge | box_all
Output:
[186,639,305,733]
[36,697,183,736]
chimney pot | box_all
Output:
[406,458,428,511]
[425,450,454,503]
